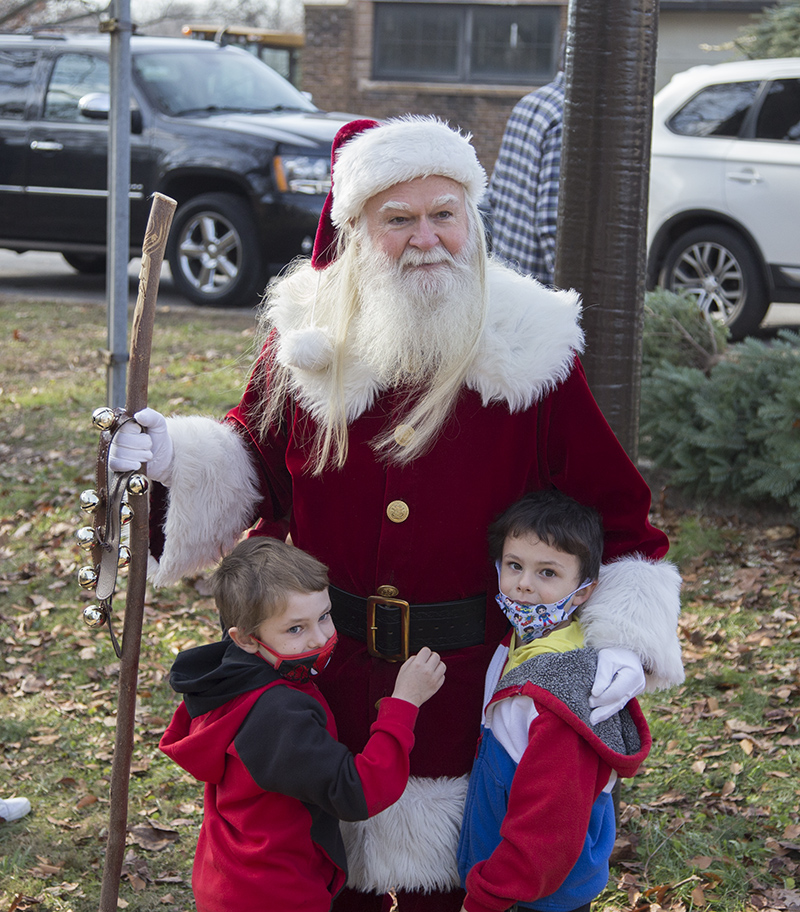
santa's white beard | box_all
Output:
[351,230,484,386]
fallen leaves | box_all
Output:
[598,507,800,912]
[128,820,180,852]
[30,857,65,878]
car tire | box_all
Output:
[62,252,107,274]
[167,192,266,308]
[661,225,769,340]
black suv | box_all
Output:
[0,33,353,307]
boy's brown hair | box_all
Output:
[212,537,329,635]
[488,489,604,584]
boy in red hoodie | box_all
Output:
[160,537,445,911]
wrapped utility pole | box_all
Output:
[555,0,659,460]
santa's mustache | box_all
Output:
[399,247,456,269]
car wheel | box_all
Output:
[167,193,266,308]
[661,225,769,340]
[62,252,107,274]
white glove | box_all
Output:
[108,407,174,485]
[589,646,646,725]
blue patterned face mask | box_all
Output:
[495,562,594,644]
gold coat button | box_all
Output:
[376,585,399,598]
[394,424,415,447]
[386,500,410,523]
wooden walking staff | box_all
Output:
[98,192,177,912]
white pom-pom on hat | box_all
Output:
[277,326,334,371]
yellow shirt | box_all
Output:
[503,620,585,677]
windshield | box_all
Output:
[134,47,318,117]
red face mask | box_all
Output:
[253,632,338,683]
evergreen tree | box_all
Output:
[735,0,800,58]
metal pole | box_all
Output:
[104,0,132,408]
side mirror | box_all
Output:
[78,92,111,119]
[78,92,143,135]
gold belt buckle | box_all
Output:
[366,595,410,662]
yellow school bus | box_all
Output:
[182,24,304,86]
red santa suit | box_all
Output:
[146,258,683,908]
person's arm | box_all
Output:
[533,119,561,284]
[463,709,609,912]
[237,649,445,820]
[120,340,294,586]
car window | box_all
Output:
[134,48,317,116]
[0,48,37,119]
[755,78,800,142]
[44,53,109,121]
[667,81,760,137]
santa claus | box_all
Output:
[111,117,683,911]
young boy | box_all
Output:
[160,536,445,912]
[457,490,652,912]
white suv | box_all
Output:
[647,57,800,339]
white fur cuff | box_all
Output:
[580,556,684,691]
[341,775,468,894]
[149,416,261,586]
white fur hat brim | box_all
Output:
[330,116,487,227]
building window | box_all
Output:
[373,2,561,85]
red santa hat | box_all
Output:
[311,116,487,269]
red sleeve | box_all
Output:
[541,357,669,562]
[355,697,419,815]
[464,709,611,912]
[236,689,417,821]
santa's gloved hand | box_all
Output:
[589,646,646,724]
[109,407,174,485]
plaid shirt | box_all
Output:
[488,72,565,286]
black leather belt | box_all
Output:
[329,585,486,662]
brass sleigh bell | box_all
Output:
[83,604,107,629]
[126,474,149,496]
[76,526,97,551]
[91,406,117,431]
[79,489,101,514]
[77,566,98,589]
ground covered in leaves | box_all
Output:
[1,297,799,912]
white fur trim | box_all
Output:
[277,326,334,371]
[466,261,583,409]
[331,116,487,226]
[148,417,261,586]
[341,775,467,894]
[269,259,583,421]
[580,556,684,691]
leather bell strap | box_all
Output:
[91,409,138,656]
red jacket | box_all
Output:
[159,641,418,911]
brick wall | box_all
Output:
[303,2,356,115]
[302,0,556,172]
